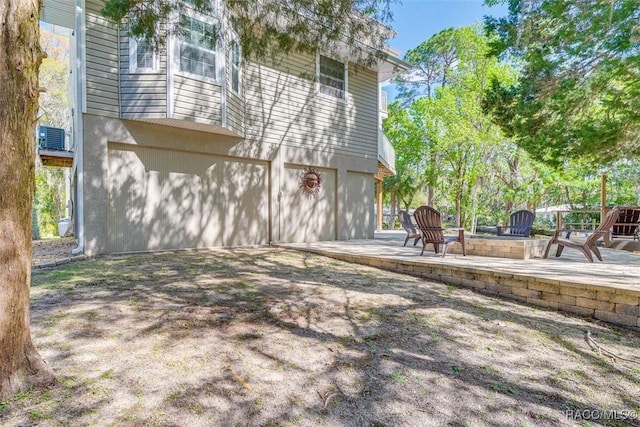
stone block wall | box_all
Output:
[301,249,640,329]
[447,237,548,259]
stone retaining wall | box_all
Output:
[299,250,640,330]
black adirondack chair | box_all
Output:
[496,210,535,237]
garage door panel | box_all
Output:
[346,171,374,239]
[108,143,268,252]
[282,166,336,243]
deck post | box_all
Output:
[601,173,611,247]
[376,179,383,231]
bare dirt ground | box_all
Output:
[3,246,640,426]
[31,237,76,265]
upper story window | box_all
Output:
[129,37,158,73]
[229,37,241,94]
[318,54,347,101]
[380,90,388,113]
[177,14,219,81]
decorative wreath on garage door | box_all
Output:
[299,167,322,197]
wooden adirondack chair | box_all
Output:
[496,210,535,237]
[543,206,620,262]
[413,206,465,257]
[612,207,640,240]
[398,210,422,247]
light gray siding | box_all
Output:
[244,52,379,160]
[347,68,380,156]
[78,0,379,146]
[224,27,245,136]
[118,31,167,119]
[172,75,223,125]
[227,91,244,136]
[41,0,75,28]
[85,0,119,117]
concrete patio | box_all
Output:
[278,231,640,329]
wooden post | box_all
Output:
[601,173,607,217]
[601,173,611,247]
[376,179,383,231]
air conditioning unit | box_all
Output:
[38,126,65,151]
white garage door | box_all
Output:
[108,143,269,252]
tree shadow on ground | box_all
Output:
[3,248,639,426]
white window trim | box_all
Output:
[380,89,388,113]
[129,37,158,73]
[317,53,348,103]
[172,8,220,84]
[229,34,241,96]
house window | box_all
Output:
[318,55,347,100]
[129,37,157,73]
[380,90,388,113]
[178,15,218,81]
[230,38,241,94]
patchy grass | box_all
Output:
[2,247,640,426]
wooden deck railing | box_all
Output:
[555,209,602,231]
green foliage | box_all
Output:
[390,372,408,382]
[39,29,70,129]
[101,0,397,66]
[395,28,459,101]
[35,28,70,238]
[382,172,418,210]
[389,26,521,227]
[484,0,640,166]
[386,21,639,228]
[606,159,640,205]
[475,142,553,225]
[383,101,430,188]
[34,166,66,237]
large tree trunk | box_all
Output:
[0,0,55,400]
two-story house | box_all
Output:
[39,0,407,255]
